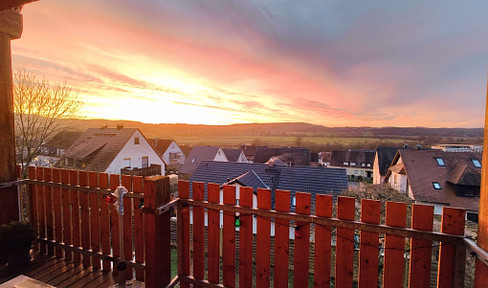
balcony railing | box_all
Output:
[120,164,161,177]
[5,166,488,288]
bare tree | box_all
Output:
[14,70,82,175]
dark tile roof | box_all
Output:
[253,147,311,166]
[189,161,348,200]
[393,150,481,211]
[147,139,174,156]
[222,148,244,162]
[225,170,269,190]
[330,150,375,167]
[65,127,138,171]
[45,130,83,150]
[239,145,267,158]
[375,147,400,176]
[180,146,223,174]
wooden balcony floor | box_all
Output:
[0,253,117,288]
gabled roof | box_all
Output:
[180,146,224,174]
[222,148,244,162]
[376,147,401,176]
[65,127,138,171]
[224,170,269,190]
[253,147,311,166]
[148,139,175,156]
[189,161,348,201]
[389,149,481,211]
[45,130,83,150]
[330,150,375,166]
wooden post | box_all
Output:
[0,9,22,225]
[144,176,171,288]
[476,76,488,287]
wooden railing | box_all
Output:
[22,166,170,284]
[13,169,488,287]
[120,164,162,177]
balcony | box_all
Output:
[120,164,162,177]
[0,166,487,287]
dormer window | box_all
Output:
[432,182,442,190]
[472,159,481,168]
[134,137,140,145]
[343,161,349,166]
[361,163,366,167]
[366,163,371,167]
[350,162,356,167]
[435,158,445,167]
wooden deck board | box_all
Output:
[0,254,117,288]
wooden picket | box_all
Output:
[177,181,191,288]
[274,190,291,288]
[121,174,133,279]
[256,188,271,288]
[383,201,407,288]
[223,185,236,287]
[36,167,46,254]
[409,204,434,288]
[192,182,205,287]
[52,168,63,258]
[132,175,145,281]
[335,196,355,288]
[60,169,71,261]
[99,172,111,272]
[294,192,311,288]
[44,168,54,256]
[239,187,254,288]
[28,166,38,252]
[437,207,466,288]
[89,171,101,270]
[79,171,90,268]
[358,199,381,288]
[207,183,221,284]
[314,194,333,288]
[109,174,120,264]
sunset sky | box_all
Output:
[12,1,488,127]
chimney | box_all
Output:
[116,124,124,130]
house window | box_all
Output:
[472,159,481,168]
[432,182,442,190]
[361,163,366,167]
[350,162,356,167]
[435,158,445,167]
[142,156,148,168]
[292,196,296,207]
[366,163,371,168]
[342,161,349,166]
[123,158,131,167]
[134,137,140,144]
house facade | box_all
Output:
[373,147,400,184]
[329,150,375,180]
[179,146,228,175]
[62,126,165,175]
[223,148,249,163]
[384,149,481,219]
[149,139,186,169]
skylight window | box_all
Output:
[432,182,442,190]
[472,159,481,168]
[435,157,445,167]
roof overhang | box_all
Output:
[1,0,38,11]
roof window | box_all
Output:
[472,159,481,168]
[432,182,442,190]
[435,157,445,167]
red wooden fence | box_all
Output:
[22,169,473,288]
[175,181,469,288]
[25,166,165,285]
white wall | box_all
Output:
[162,141,186,166]
[236,151,250,163]
[106,130,165,175]
[373,152,381,184]
[213,148,229,162]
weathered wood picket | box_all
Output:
[19,168,487,288]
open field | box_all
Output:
[173,135,410,148]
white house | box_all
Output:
[179,146,228,174]
[63,126,165,175]
[149,139,186,169]
[223,148,249,163]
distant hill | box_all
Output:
[60,118,483,141]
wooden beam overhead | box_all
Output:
[0,0,38,11]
